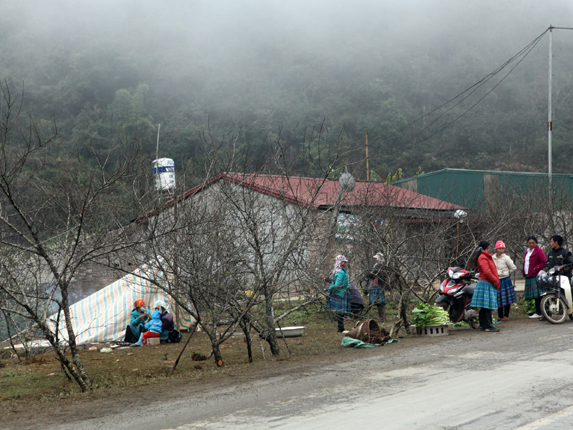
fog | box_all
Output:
[2,0,573,175]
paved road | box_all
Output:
[52,318,573,430]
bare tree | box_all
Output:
[0,82,141,391]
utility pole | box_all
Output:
[548,26,553,190]
[365,127,370,181]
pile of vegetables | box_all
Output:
[412,303,450,327]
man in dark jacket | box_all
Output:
[546,235,573,278]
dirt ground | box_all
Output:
[2,308,531,430]
[2,321,427,429]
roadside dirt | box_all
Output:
[3,318,531,430]
[2,335,413,428]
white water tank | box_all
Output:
[152,158,176,191]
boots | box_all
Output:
[478,308,488,330]
[377,305,386,323]
[483,309,499,332]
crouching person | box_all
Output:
[133,300,175,346]
[156,300,175,342]
[124,298,150,343]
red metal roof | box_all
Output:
[139,172,461,220]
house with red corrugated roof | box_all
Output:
[69,172,464,302]
[140,172,462,221]
[137,172,463,274]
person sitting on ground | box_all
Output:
[132,307,162,346]
[156,300,175,341]
[124,298,150,343]
[545,235,573,278]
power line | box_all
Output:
[371,28,550,155]
[409,30,547,147]
[399,29,549,135]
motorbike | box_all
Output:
[435,266,480,329]
[538,265,573,324]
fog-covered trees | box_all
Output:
[2,1,573,182]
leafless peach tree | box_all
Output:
[0,81,142,391]
[119,130,344,365]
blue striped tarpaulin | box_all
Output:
[47,265,195,345]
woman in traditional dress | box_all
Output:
[522,236,547,319]
[470,240,501,332]
[492,240,517,321]
[327,255,350,333]
[367,252,387,323]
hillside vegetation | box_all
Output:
[1,1,573,181]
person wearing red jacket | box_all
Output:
[470,240,501,332]
[522,235,547,319]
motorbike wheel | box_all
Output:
[540,295,568,324]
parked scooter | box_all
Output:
[538,265,573,324]
[435,266,480,328]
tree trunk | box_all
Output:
[263,292,280,356]
[211,342,224,367]
[60,286,92,390]
[239,316,253,363]
[390,290,411,338]
[29,310,92,392]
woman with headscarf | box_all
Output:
[124,298,150,343]
[132,300,175,346]
[367,252,388,323]
[522,235,547,319]
[492,240,517,321]
[470,240,501,332]
[327,255,350,333]
[155,300,175,340]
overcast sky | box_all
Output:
[4,1,573,70]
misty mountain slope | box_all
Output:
[1,0,573,179]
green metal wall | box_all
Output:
[394,169,573,209]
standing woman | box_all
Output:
[493,240,517,321]
[470,240,501,332]
[327,255,350,333]
[522,236,547,319]
[367,252,388,323]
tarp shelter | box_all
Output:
[47,265,194,345]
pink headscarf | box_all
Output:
[333,255,348,274]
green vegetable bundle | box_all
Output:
[412,303,450,328]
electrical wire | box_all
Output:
[408,29,547,147]
[371,27,550,153]
[398,29,548,134]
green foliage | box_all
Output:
[524,299,536,315]
[385,168,403,184]
[370,170,384,182]
[412,303,450,328]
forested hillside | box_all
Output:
[2,0,573,183]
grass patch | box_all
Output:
[0,295,532,404]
